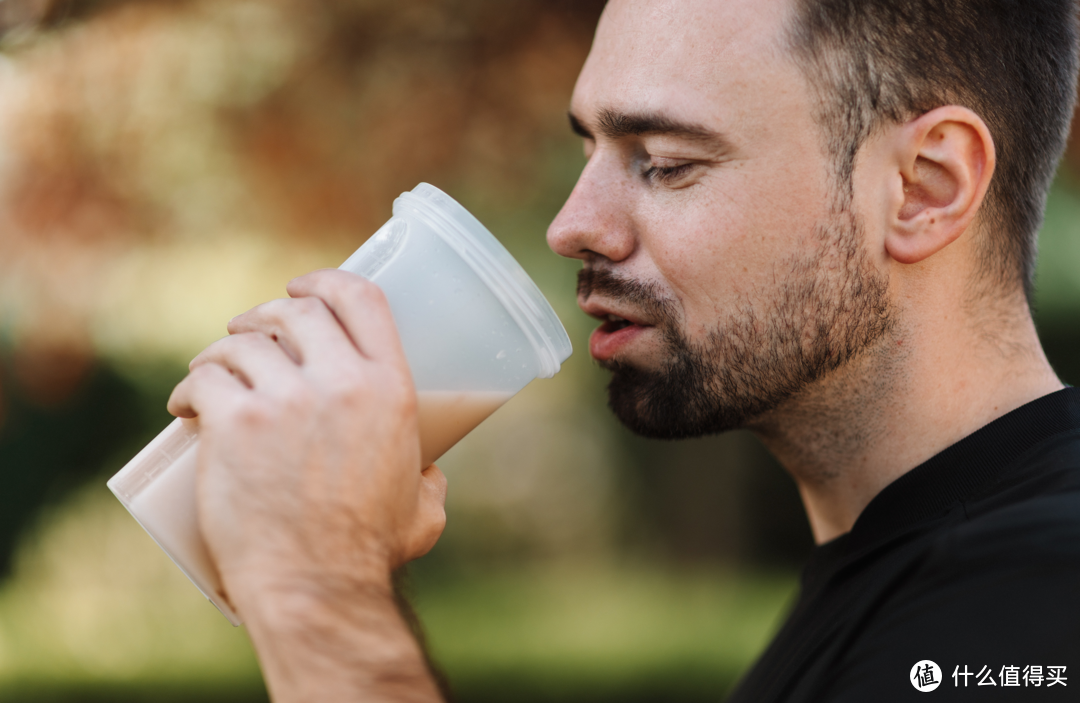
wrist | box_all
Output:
[231,566,395,627]
[238,571,443,702]
[218,534,396,610]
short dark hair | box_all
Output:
[786,0,1080,299]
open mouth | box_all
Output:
[590,312,648,361]
[602,314,634,332]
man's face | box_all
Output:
[547,0,893,438]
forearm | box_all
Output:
[240,575,445,703]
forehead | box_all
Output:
[573,0,799,127]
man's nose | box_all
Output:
[546,158,635,264]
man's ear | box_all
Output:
[885,106,995,265]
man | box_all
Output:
[167,0,1080,700]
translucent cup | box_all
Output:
[107,183,572,625]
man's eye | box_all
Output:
[643,162,695,185]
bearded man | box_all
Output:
[167,0,1080,701]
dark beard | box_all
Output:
[579,212,893,440]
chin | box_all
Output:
[605,360,752,440]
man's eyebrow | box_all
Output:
[568,108,730,148]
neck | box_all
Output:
[750,289,1063,544]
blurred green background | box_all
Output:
[0,1,1076,701]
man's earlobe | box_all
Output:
[885,106,995,265]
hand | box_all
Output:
[167,269,448,610]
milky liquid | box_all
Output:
[112,418,242,624]
[417,390,510,467]
[108,390,510,625]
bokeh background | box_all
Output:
[0,2,1077,702]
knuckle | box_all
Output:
[272,375,314,411]
[284,385,315,414]
[357,278,389,307]
[330,366,373,404]
[238,330,273,350]
[233,398,274,429]
[228,305,261,333]
[336,272,385,307]
[294,295,325,316]
[190,337,227,369]
[188,362,220,382]
[257,297,291,322]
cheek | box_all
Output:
[636,165,828,324]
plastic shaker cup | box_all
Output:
[107,183,573,625]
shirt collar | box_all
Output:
[803,386,1080,586]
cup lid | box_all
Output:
[395,184,573,378]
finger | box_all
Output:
[168,362,247,419]
[227,296,358,369]
[189,332,300,391]
[421,464,448,500]
[286,269,407,368]
[399,464,448,565]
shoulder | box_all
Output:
[948,428,1080,563]
[819,442,1080,701]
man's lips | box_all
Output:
[582,304,653,361]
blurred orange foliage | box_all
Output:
[0,0,605,407]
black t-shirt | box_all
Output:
[727,387,1080,702]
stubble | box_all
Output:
[579,210,894,440]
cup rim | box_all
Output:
[394,183,572,378]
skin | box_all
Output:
[168,271,447,701]
[547,0,1062,541]
[166,0,1063,699]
